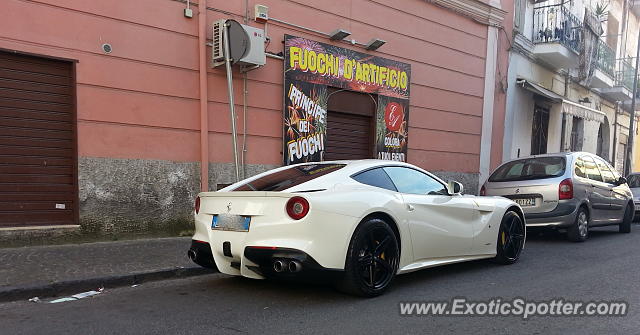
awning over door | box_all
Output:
[518,79,563,102]
[562,99,606,123]
[518,78,606,123]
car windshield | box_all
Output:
[489,156,566,182]
[229,163,345,191]
[628,174,640,188]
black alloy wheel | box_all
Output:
[493,210,525,264]
[338,218,399,297]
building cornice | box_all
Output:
[424,0,506,27]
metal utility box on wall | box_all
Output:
[212,19,266,68]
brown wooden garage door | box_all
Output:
[324,89,375,160]
[0,51,77,227]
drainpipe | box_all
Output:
[624,29,640,176]
[198,2,209,191]
[613,102,619,165]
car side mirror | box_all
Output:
[447,181,464,195]
[616,177,627,186]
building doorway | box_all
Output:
[531,105,550,155]
[596,117,610,160]
[0,50,77,228]
[324,88,376,160]
[570,117,584,151]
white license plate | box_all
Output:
[514,198,536,207]
[212,214,251,231]
[635,204,640,211]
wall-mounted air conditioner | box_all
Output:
[212,19,266,68]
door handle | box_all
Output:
[407,204,415,212]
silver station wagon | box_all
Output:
[481,152,633,242]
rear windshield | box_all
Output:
[628,174,640,188]
[489,157,566,182]
[230,164,345,191]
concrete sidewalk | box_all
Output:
[0,237,216,302]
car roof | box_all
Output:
[502,151,606,161]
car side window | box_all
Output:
[383,167,448,195]
[574,157,587,178]
[582,156,603,182]
[351,168,397,192]
[594,157,617,184]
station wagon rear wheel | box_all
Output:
[567,207,589,242]
[493,210,525,264]
[619,204,632,234]
[338,218,399,297]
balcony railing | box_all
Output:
[595,39,615,77]
[533,4,582,53]
[615,59,636,91]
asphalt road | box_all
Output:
[2,225,640,334]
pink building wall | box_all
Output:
[0,0,504,237]
[1,0,489,169]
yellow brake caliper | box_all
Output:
[501,231,506,245]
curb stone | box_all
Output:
[0,267,217,303]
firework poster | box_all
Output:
[283,80,328,165]
[376,96,409,162]
[284,35,411,165]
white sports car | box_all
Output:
[188,160,525,296]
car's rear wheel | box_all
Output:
[337,218,399,297]
[567,207,589,242]
[620,204,632,233]
[493,210,525,264]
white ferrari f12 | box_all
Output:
[189,160,525,297]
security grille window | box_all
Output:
[531,105,550,155]
[616,141,627,173]
[514,0,527,32]
[570,117,584,151]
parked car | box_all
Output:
[189,160,525,297]
[626,173,640,220]
[481,152,633,242]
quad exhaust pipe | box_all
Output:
[288,260,302,273]
[272,259,302,273]
[273,260,285,273]
[187,249,197,262]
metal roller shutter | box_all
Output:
[325,112,372,160]
[325,89,375,160]
[0,50,77,227]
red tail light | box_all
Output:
[559,178,573,200]
[480,185,486,196]
[195,196,201,214]
[286,196,309,220]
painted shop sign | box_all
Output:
[283,35,411,165]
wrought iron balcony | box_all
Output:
[615,59,636,91]
[533,4,582,53]
[595,39,615,78]
[600,58,636,101]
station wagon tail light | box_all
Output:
[480,185,486,196]
[195,196,201,214]
[286,196,309,220]
[559,178,573,200]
